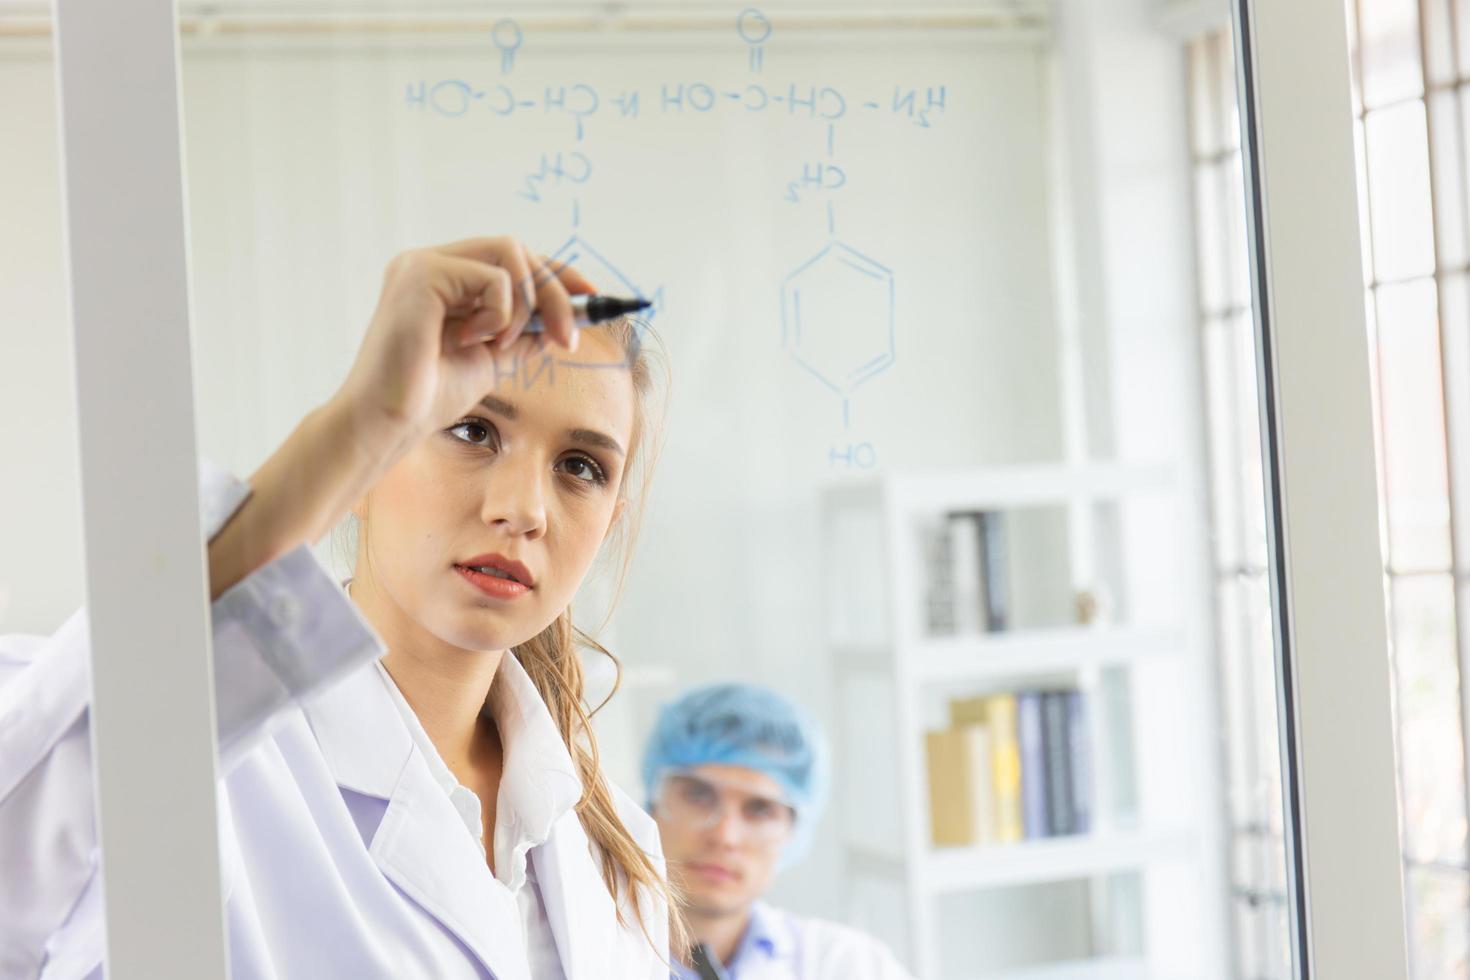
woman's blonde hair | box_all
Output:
[342,318,687,956]
[507,318,690,955]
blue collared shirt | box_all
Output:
[669,901,915,980]
[672,902,779,979]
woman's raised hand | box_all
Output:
[337,236,595,448]
[207,236,596,598]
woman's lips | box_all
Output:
[454,564,532,599]
[459,553,534,586]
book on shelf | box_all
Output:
[951,513,985,634]
[974,510,1008,632]
[1066,689,1092,834]
[945,693,1022,843]
[1042,691,1075,836]
[930,688,1092,847]
[924,724,995,847]
[922,517,958,635]
[1017,692,1048,839]
[920,511,1008,637]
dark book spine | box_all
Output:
[1067,690,1092,834]
[977,511,1008,631]
[1043,691,1074,836]
[1017,691,1048,839]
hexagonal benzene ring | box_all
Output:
[546,234,661,369]
[781,241,895,398]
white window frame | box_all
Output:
[48,0,1407,975]
[1236,0,1409,975]
[53,0,229,977]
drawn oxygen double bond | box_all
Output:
[780,240,895,429]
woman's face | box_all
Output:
[356,331,635,654]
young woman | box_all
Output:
[0,236,681,979]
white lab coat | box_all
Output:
[0,461,669,980]
[673,902,915,980]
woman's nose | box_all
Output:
[481,453,548,538]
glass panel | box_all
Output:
[1225,152,1251,309]
[1203,318,1243,571]
[1422,0,1457,88]
[1364,287,1393,562]
[1355,117,1376,285]
[1194,163,1229,315]
[1406,864,1470,977]
[1218,573,1284,835]
[1375,281,1452,573]
[1442,273,1470,569]
[1215,30,1241,153]
[1364,101,1437,283]
[1358,0,1424,108]
[1347,0,1365,118]
[1187,35,1219,159]
[1459,0,1470,84]
[1391,574,1466,865]
[1349,2,1470,964]
[1460,86,1470,259]
[2,9,1299,979]
[1233,895,1292,980]
[1428,89,1469,270]
[0,25,83,635]
[1231,312,1270,572]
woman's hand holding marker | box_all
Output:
[207,236,593,598]
[337,236,597,453]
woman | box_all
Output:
[0,236,680,978]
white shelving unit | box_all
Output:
[823,463,1228,979]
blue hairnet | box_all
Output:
[641,683,830,868]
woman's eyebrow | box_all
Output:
[477,394,519,419]
[570,429,625,457]
[477,393,621,455]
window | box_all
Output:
[1186,30,1293,980]
[1194,1,1470,975]
[1349,0,1470,975]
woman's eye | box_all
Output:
[447,420,496,448]
[559,455,607,485]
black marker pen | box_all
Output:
[523,294,650,334]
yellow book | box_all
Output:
[925,724,996,847]
[926,728,974,846]
[950,693,1023,843]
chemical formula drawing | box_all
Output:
[400,8,950,467]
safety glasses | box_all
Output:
[654,770,797,850]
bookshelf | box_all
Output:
[823,463,1229,979]
[835,625,1180,683]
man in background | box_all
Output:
[643,683,914,980]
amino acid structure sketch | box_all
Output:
[401,8,947,467]
[781,241,895,433]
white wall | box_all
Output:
[0,47,83,637]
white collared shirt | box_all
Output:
[371,658,571,980]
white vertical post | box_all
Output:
[52,0,229,977]
[1236,0,1409,976]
